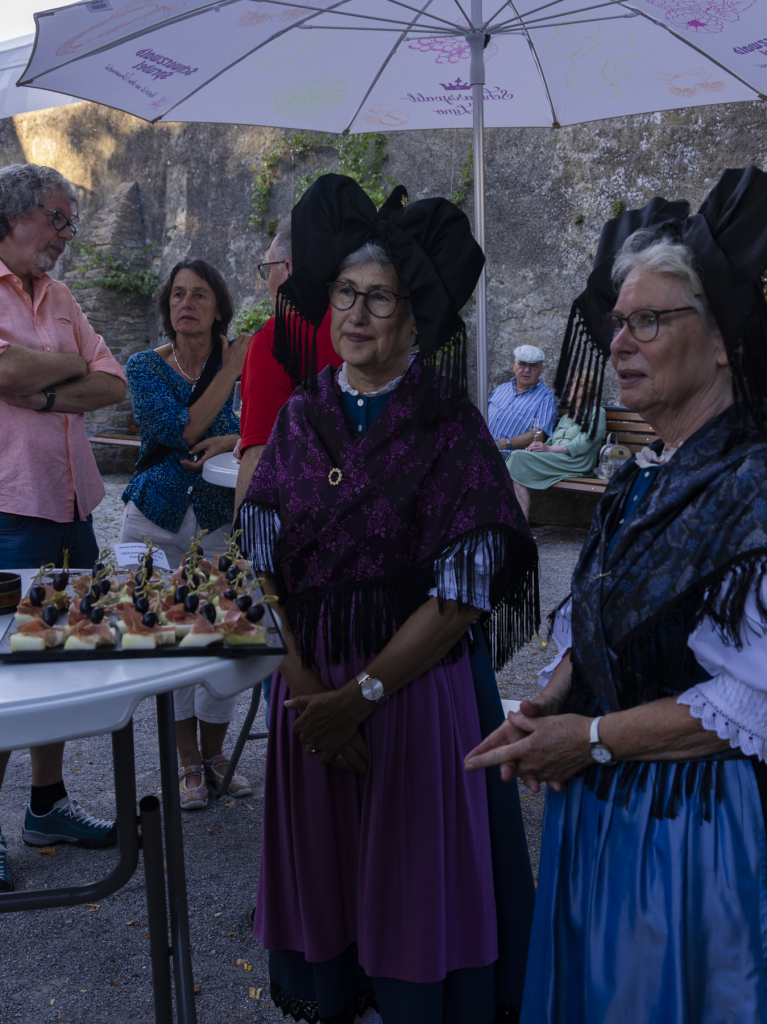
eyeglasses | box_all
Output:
[328,281,408,319]
[37,204,77,238]
[257,260,286,281]
[604,306,698,343]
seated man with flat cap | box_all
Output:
[489,344,559,452]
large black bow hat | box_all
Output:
[273,173,485,423]
[555,165,767,436]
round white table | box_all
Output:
[0,569,284,1024]
[202,451,239,489]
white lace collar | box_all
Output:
[336,353,416,397]
[635,445,679,468]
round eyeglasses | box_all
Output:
[37,204,77,238]
[327,281,408,319]
[603,306,698,343]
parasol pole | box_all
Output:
[467,1,488,421]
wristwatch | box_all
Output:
[589,716,615,765]
[356,669,388,706]
[38,386,56,412]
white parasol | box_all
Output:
[17,0,766,417]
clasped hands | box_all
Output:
[464,694,593,792]
[285,679,372,774]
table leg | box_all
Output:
[139,795,173,1022]
[156,690,197,1024]
[212,681,268,799]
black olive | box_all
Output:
[42,605,59,626]
[52,571,69,592]
[90,606,105,624]
[180,567,188,581]
[132,587,145,605]
[99,579,111,595]
[218,555,232,572]
[236,594,252,612]
[80,595,94,614]
[134,571,144,589]
[198,547,204,557]
[134,596,150,615]
[144,556,153,573]
[173,585,189,605]
[226,566,238,582]
[181,568,201,587]
[246,604,265,624]
[224,588,237,601]
[141,611,158,629]
[200,602,217,624]
[29,585,46,607]
[93,562,105,575]
[184,594,199,614]
[90,585,101,601]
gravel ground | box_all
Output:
[0,478,586,1022]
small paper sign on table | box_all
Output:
[113,544,171,571]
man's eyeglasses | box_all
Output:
[37,204,77,238]
[328,281,408,319]
[257,260,286,281]
[603,306,698,343]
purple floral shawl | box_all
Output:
[240,362,538,668]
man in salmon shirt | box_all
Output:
[0,163,127,890]
[233,219,340,515]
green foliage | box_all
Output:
[573,212,585,225]
[448,145,474,208]
[610,200,627,217]
[70,241,158,304]
[249,131,396,228]
[232,298,274,335]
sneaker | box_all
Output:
[204,754,252,798]
[23,796,117,848]
[0,833,13,892]
[179,765,209,810]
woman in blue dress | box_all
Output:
[466,166,767,1023]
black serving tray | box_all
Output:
[0,580,287,663]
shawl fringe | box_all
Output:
[273,291,319,389]
[552,303,606,441]
[417,326,469,428]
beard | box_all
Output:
[30,247,60,275]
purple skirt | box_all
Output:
[252,646,497,983]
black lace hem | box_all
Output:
[271,981,378,1024]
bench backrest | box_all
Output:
[603,407,658,454]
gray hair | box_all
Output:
[612,230,721,338]
[271,217,291,261]
[0,163,79,241]
[338,241,394,276]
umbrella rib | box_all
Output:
[18,0,349,84]
[157,1,359,121]
[376,0,469,30]
[628,6,766,99]
[492,0,622,31]
[342,0,439,133]
[494,11,638,30]
[507,0,561,126]
[257,0,447,30]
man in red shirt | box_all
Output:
[234,222,340,513]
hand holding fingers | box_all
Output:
[464,719,526,767]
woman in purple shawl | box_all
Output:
[238,175,538,1024]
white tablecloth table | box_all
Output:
[0,569,284,1023]
[201,452,238,489]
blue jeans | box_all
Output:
[0,511,99,571]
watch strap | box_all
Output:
[39,386,56,412]
[589,715,603,744]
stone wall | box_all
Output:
[1,97,766,477]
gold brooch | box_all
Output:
[328,467,343,486]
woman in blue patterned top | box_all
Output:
[120,256,252,809]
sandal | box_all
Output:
[178,765,209,810]
[203,754,252,798]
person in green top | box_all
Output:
[505,380,606,518]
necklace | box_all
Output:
[171,339,210,383]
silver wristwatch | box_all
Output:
[589,716,615,765]
[356,669,388,705]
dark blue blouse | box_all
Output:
[122,349,239,533]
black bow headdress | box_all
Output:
[273,173,485,424]
[555,165,767,438]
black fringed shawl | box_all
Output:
[239,361,539,670]
[567,405,767,719]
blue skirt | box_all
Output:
[521,758,767,1024]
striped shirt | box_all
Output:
[488,378,559,442]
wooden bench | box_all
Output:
[90,414,141,450]
[551,407,658,496]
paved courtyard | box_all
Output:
[0,477,586,1022]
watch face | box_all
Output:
[361,677,384,702]
[591,744,613,765]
